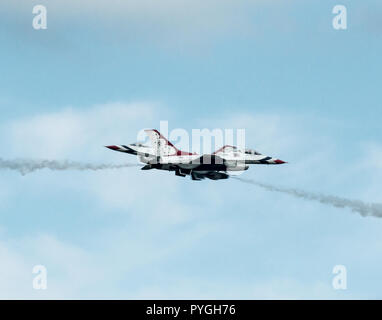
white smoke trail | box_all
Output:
[0,158,140,175]
[233,177,382,218]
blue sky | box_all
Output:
[0,0,381,298]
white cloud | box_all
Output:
[0,101,199,225]
[1,101,377,216]
[2,226,364,299]
[0,241,31,299]
[126,276,359,299]
[0,218,225,299]
[1,101,381,299]
[0,234,102,299]
[3,101,156,159]
[362,142,382,170]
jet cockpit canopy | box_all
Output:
[244,148,262,155]
[130,142,146,147]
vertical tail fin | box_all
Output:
[144,129,193,156]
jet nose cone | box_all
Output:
[105,145,119,150]
[274,159,287,164]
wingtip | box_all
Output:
[105,145,119,150]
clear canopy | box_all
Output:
[244,148,262,155]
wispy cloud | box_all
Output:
[2,0,286,48]
[2,101,157,159]
[1,101,381,298]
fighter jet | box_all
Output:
[106,129,286,180]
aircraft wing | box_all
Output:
[161,154,225,166]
